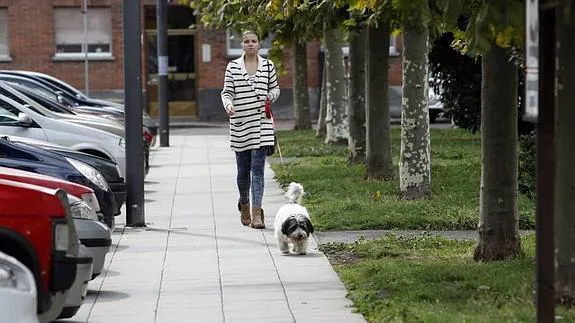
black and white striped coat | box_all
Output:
[221,54,280,152]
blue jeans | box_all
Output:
[235,147,266,208]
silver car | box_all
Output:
[58,244,93,320]
[68,194,112,279]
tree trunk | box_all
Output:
[365,22,394,180]
[316,64,327,138]
[399,23,432,199]
[293,38,311,130]
[323,25,348,144]
[555,4,575,306]
[347,29,367,164]
[473,45,521,261]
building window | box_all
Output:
[226,29,274,57]
[0,9,10,60]
[53,7,113,59]
[342,36,398,57]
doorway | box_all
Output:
[144,5,197,118]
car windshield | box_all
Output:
[0,94,45,117]
[0,78,59,103]
[9,84,75,115]
[37,75,88,100]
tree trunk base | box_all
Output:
[473,239,521,261]
[400,186,431,200]
[363,173,395,181]
[294,125,312,130]
[325,138,348,145]
[348,155,366,165]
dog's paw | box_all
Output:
[298,251,307,255]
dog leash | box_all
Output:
[270,113,287,175]
[266,61,288,177]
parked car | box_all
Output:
[0,83,152,173]
[3,135,128,210]
[59,244,93,320]
[0,251,39,323]
[10,81,156,151]
[0,81,126,138]
[0,94,127,178]
[0,180,79,322]
[0,166,112,278]
[0,71,158,135]
[0,137,118,229]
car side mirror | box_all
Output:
[17,112,33,127]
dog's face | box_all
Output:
[281,214,314,241]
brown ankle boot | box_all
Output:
[250,207,265,229]
[238,201,251,226]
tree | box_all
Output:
[365,21,395,180]
[323,24,349,144]
[395,0,435,199]
[293,38,312,129]
[316,65,328,137]
[473,44,521,261]
[347,28,367,164]
[554,0,575,305]
[432,0,524,260]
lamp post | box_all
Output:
[525,0,557,322]
[123,0,146,227]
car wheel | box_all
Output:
[104,214,116,232]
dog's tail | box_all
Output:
[285,182,305,204]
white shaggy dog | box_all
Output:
[274,182,314,255]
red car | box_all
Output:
[0,179,80,322]
[0,166,111,278]
[0,166,99,212]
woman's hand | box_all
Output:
[226,105,235,116]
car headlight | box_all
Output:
[119,138,125,148]
[0,253,35,293]
[81,192,100,212]
[66,158,109,191]
[67,194,99,221]
[53,222,69,252]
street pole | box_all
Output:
[157,0,170,147]
[82,0,89,96]
[123,0,146,227]
[525,0,557,321]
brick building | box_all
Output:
[0,0,402,121]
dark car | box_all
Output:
[0,137,118,229]
[3,135,127,213]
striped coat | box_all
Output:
[221,54,280,152]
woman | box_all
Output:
[221,30,280,229]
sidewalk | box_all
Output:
[62,133,366,323]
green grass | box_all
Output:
[320,234,575,323]
[270,128,535,231]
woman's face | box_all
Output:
[241,33,259,55]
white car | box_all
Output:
[0,81,125,138]
[0,251,39,323]
[0,94,127,177]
